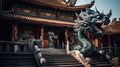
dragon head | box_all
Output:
[74,8,112,36]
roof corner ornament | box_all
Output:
[66,0,77,7]
[107,10,112,18]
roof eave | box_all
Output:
[22,0,94,11]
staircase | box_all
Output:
[41,48,83,67]
[40,48,113,67]
[0,53,38,67]
[0,40,115,67]
[43,54,83,67]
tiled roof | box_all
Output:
[33,0,67,7]
[102,21,120,34]
[0,11,75,28]
[23,0,94,11]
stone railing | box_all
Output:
[102,47,120,57]
[0,41,29,53]
[0,40,46,67]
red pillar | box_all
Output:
[11,23,18,42]
[65,28,68,45]
[41,25,44,48]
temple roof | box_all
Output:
[0,11,75,28]
[1,11,120,35]
[102,21,120,35]
[22,0,94,11]
[33,0,67,7]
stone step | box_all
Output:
[41,49,114,67]
[0,53,38,67]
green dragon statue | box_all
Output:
[73,8,112,57]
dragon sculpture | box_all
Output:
[68,7,112,67]
[72,7,112,57]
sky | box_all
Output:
[75,0,120,20]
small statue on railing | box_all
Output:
[48,31,57,48]
[33,45,46,66]
[19,32,33,44]
[19,32,42,51]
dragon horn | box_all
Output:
[95,6,100,15]
[107,10,112,18]
[75,13,79,17]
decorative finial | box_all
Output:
[91,0,95,4]
[66,0,77,7]
[107,10,112,18]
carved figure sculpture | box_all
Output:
[48,31,57,48]
[19,33,33,43]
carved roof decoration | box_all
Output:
[33,0,67,7]
[1,11,120,35]
[0,11,75,28]
[22,0,94,11]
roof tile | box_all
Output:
[23,0,94,11]
[34,0,67,7]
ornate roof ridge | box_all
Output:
[22,0,94,11]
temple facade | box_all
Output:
[0,0,119,51]
[0,0,95,48]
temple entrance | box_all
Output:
[58,30,65,49]
[43,26,57,48]
[43,26,65,49]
